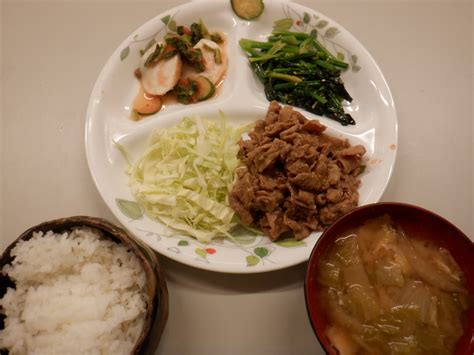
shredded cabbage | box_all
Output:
[128,115,251,243]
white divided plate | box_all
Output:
[85,0,397,273]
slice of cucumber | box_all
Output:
[231,0,264,21]
[194,75,216,101]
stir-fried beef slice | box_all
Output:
[285,144,308,165]
[302,119,327,134]
[228,196,253,225]
[239,168,259,203]
[265,105,306,138]
[248,129,271,146]
[327,163,341,185]
[337,155,362,174]
[228,167,258,225]
[246,139,290,173]
[258,174,282,191]
[312,156,331,191]
[265,101,281,124]
[340,145,366,157]
[230,102,366,240]
[290,109,309,124]
[237,139,256,161]
[277,105,296,122]
[303,146,319,165]
[253,119,266,134]
[258,214,271,237]
[326,188,343,203]
[318,205,340,226]
[319,194,359,226]
[288,172,321,191]
[285,144,319,173]
[265,118,298,138]
[337,145,367,174]
[271,189,286,204]
[283,213,312,240]
[287,185,315,211]
[303,215,320,231]
[319,135,349,152]
[260,209,288,241]
[293,134,320,149]
[254,190,280,212]
[286,160,311,176]
[279,124,301,142]
[316,143,331,157]
[337,175,361,191]
[296,189,316,209]
[279,131,300,143]
[319,185,359,225]
[286,142,319,167]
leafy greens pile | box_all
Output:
[127,115,251,243]
[239,29,355,125]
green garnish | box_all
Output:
[240,27,355,125]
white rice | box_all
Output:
[0,228,148,355]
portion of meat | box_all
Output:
[228,167,257,225]
[245,139,291,173]
[229,102,366,241]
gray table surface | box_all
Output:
[1,0,473,354]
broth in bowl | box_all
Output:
[317,215,471,354]
[305,203,474,355]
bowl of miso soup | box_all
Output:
[305,202,473,355]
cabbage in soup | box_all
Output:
[317,215,471,355]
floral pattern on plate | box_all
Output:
[115,198,306,267]
[85,1,397,273]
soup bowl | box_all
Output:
[304,202,473,354]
